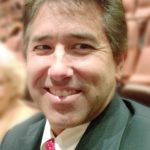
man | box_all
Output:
[1,0,150,150]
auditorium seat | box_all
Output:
[135,0,150,21]
[122,0,136,19]
[120,20,150,106]
[121,46,150,106]
[120,19,140,84]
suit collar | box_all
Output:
[76,93,131,150]
[21,113,46,150]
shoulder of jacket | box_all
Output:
[123,98,150,120]
[0,112,45,150]
[119,98,150,150]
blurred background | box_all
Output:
[0,0,149,140]
[0,0,39,141]
[120,0,150,106]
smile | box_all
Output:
[44,87,81,97]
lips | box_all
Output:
[44,87,81,97]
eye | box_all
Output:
[34,45,51,51]
[74,43,94,49]
[72,43,95,55]
[33,44,53,55]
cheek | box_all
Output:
[74,56,117,96]
[26,56,49,87]
[73,57,108,84]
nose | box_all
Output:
[48,45,73,83]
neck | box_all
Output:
[51,126,65,137]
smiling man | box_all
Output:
[1,0,150,150]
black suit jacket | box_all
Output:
[1,94,150,150]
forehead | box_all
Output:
[28,1,105,41]
[36,0,102,16]
[45,0,101,15]
[35,1,102,23]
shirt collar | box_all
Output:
[41,120,89,150]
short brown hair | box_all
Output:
[23,0,127,56]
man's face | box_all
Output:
[26,2,121,134]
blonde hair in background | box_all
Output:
[0,43,26,101]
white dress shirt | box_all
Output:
[41,120,89,150]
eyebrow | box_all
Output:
[32,35,52,43]
[31,32,98,44]
[69,32,99,44]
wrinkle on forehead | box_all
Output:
[31,0,106,40]
[25,0,105,51]
[36,0,104,35]
[44,0,102,18]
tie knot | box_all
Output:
[46,138,55,150]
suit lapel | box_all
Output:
[20,116,46,150]
[75,94,131,150]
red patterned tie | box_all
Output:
[46,138,55,150]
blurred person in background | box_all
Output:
[0,0,25,61]
[0,42,39,141]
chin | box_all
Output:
[50,114,84,127]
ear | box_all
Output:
[114,51,127,81]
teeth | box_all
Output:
[49,88,77,97]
